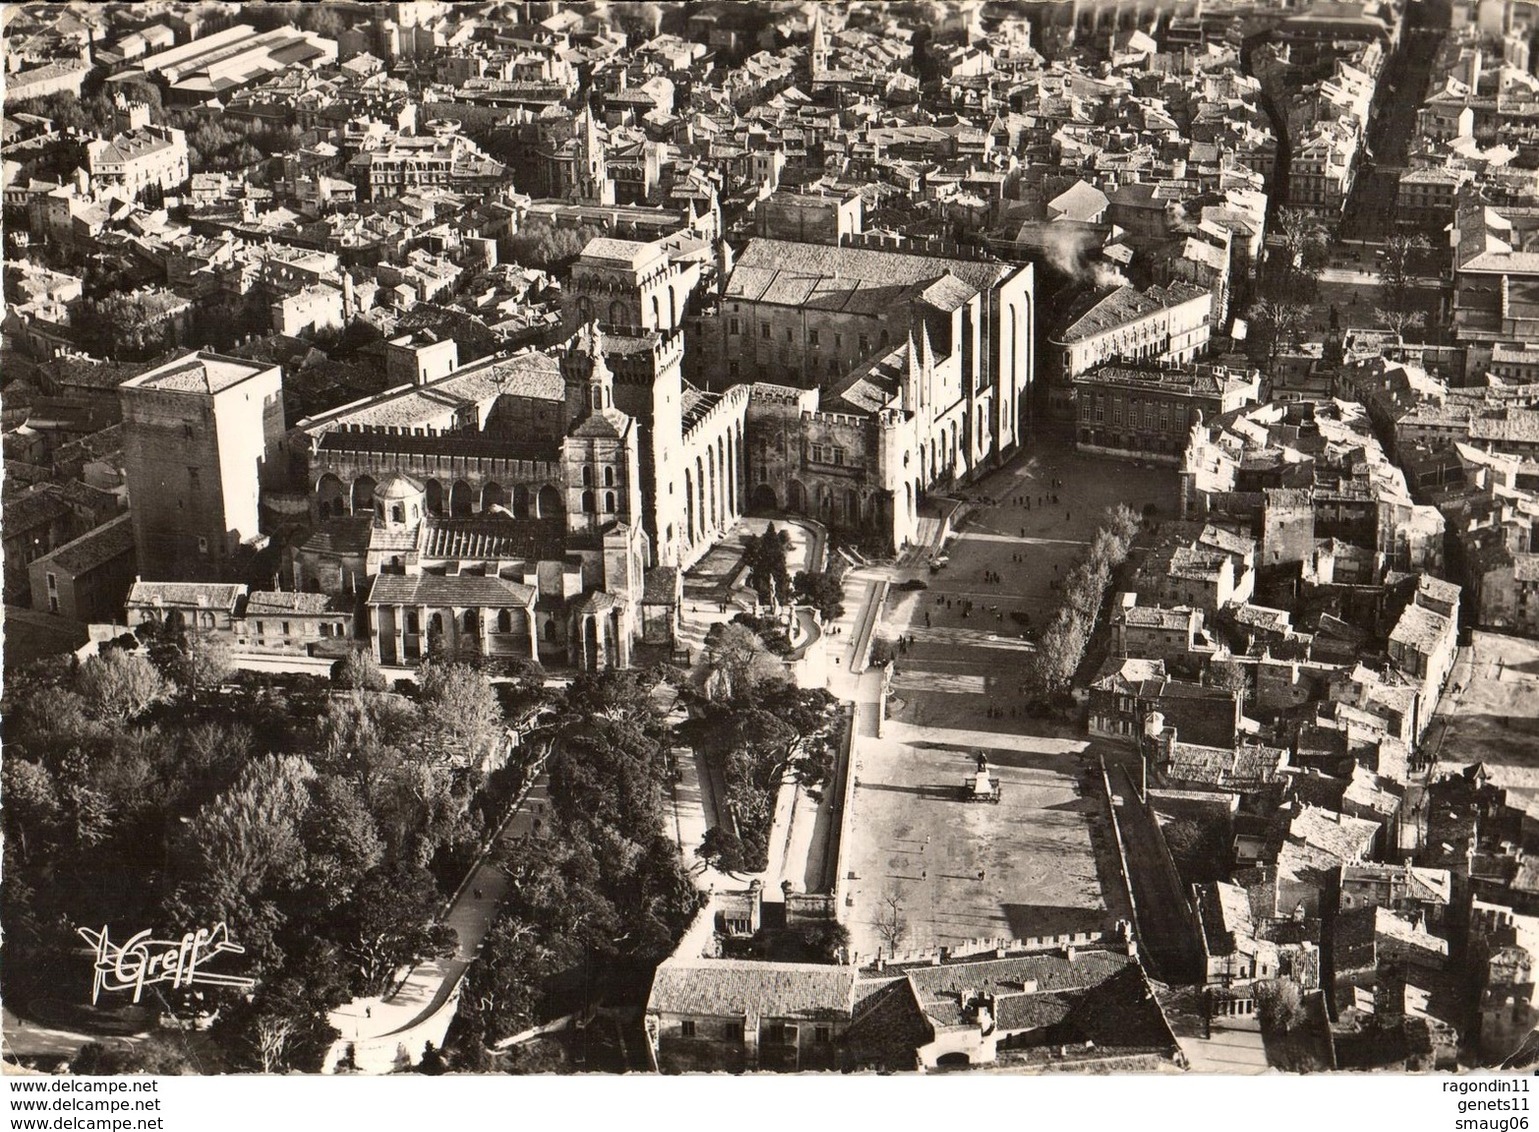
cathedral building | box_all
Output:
[293,325,663,670]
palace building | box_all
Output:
[118,230,1037,670]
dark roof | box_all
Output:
[30,513,134,576]
[243,590,339,616]
[3,484,71,534]
[729,238,1013,314]
[419,517,567,561]
[127,581,245,609]
[302,515,373,556]
[904,950,1134,1000]
[994,991,1075,1031]
[317,429,561,462]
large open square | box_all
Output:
[842,720,1130,961]
[842,433,1161,961]
[1434,632,1539,822]
[886,430,1180,731]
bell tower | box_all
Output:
[561,325,644,540]
[572,104,614,206]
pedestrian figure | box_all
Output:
[926,612,932,627]
[978,869,986,881]
[1021,527,1026,538]
[1066,511,1071,521]
[921,869,927,880]
[366,1007,372,1019]
[474,887,483,900]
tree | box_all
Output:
[743,524,792,609]
[339,863,458,996]
[875,891,908,956]
[1379,233,1430,314]
[794,919,851,964]
[216,984,339,1074]
[170,755,317,954]
[170,633,233,697]
[459,916,560,1044]
[331,648,388,692]
[2,758,60,864]
[299,777,384,911]
[1255,977,1304,1033]
[698,825,746,872]
[503,223,605,270]
[415,661,502,755]
[793,568,846,620]
[1374,306,1426,343]
[76,649,171,725]
[697,622,784,701]
[1209,659,1250,709]
[1248,298,1310,375]
[418,1040,449,1075]
[1103,503,1142,547]
[1271,208,1328,298]
[503,1036,569,1074]
[1029,606,1089,696]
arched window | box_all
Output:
[391,504,404,523]
[497,609,513,633]
[604,491,616,513]
[582,489,595,513]
[582,465,593,487]
[604,465,615,486]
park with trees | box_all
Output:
[452,668,702,1068]
[1,636,530,1073]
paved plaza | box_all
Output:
[887,431,1180,730]
[842,433,1165,961]
[1430,632,1539,823]
[842,718,1131,961]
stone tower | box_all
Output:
[572,104,614,206]
[810,6,829,75]
[560,324,643,539]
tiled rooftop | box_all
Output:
[648,958,857,1018]
[124,351,271,395]
[365,573,537,609]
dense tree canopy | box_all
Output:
[2,650,542,1074]
[457,670,700,1057]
